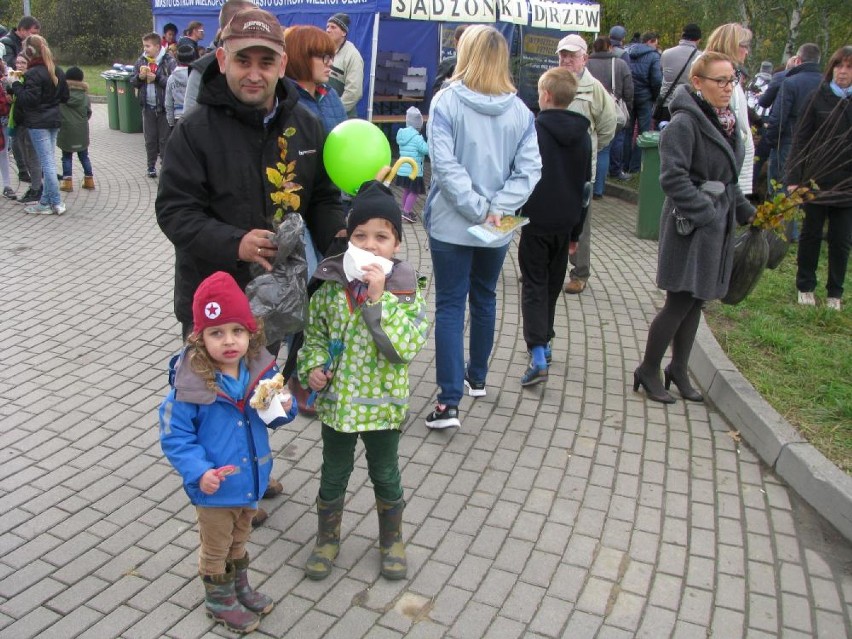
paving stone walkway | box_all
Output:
[0,105,850,638]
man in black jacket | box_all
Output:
[1,16,39,68]
[157,6,346,339]
[156,7,347,525]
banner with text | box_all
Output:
[389,0,598,32]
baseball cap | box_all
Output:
[609,26,627,43]
[556,34,588,55]
[221,8,284,56]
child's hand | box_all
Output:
[278,392,293,413]
[200,469,222,495]
[361,263,387,302]
[308,367,333,391]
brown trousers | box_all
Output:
[196,506,256,576]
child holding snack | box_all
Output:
[395,106,428,223]
[298,180,428,581]
[159,271,297,635]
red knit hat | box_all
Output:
[192,272,257,334]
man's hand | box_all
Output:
[238,229,278,271]
[569,241,578,256]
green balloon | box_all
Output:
[323,120,391,195]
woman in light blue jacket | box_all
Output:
[423,25,542,430]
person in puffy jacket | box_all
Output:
[57,66,94,191]
[8,35,68,215]
[159,272,297,634]
[395,106,429,222]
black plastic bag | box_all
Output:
[722,227,769,305]
[764,230,789,269]
[245,212,308,342]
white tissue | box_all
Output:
[257,392,292,424]
[342,242,394,282]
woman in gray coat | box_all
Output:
[634,52,754,403]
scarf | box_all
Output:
[713,106,737,137]
[829,81,852,99]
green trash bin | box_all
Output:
[115,76,142,134]
[636,131,664,240]
[101,74,120,130]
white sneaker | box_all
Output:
[826,297,841,311]
[24,203,53,215]
[52,202,67,216]
[797,291,815,306]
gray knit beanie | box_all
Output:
[405,106,423,131]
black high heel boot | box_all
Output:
[633,367,676,404]
[664,366,704,402]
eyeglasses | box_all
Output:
[314,54,333,66]
[697,75,739,88]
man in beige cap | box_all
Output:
[556,34,617,294]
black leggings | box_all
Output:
[641,291,704,373]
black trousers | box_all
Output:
[796,202,852,299]
[519,229,572,348]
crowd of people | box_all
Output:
[0,3,848,634]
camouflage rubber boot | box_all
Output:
[376,497,407,580]
[231,553,274,615]
[201,565,260,634]
[304,495,344,580]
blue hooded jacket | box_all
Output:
[159,347,297,508]
[627,44,662,103]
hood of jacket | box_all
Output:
[397,126,421,146]
[312,253,418,293]
[536,108,590,147]
[171,346,276,405]
[447,81,518,117]
[669,85,738,176]
[629,43,658,60]
[198,60,300,128]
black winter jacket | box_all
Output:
[787,83,852,204]
[131,51,175,112]
[155,63,347,325]
[627,44,662,104]
[1,31,23,67]
[10,63,69,129]
[763,62,822,147]
[521,109,591,238]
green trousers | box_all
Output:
[319,424,402,503]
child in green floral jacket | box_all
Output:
[298,180,428,582]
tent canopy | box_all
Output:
[150,0,600,117]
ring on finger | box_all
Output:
[257,247,262,255]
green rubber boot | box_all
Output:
[201,564,260,634]
[304,495,344,580]
[376,497,407,580]
[231,553,274,615]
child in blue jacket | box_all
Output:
[394,106,429,223]
[159,271,297,635]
